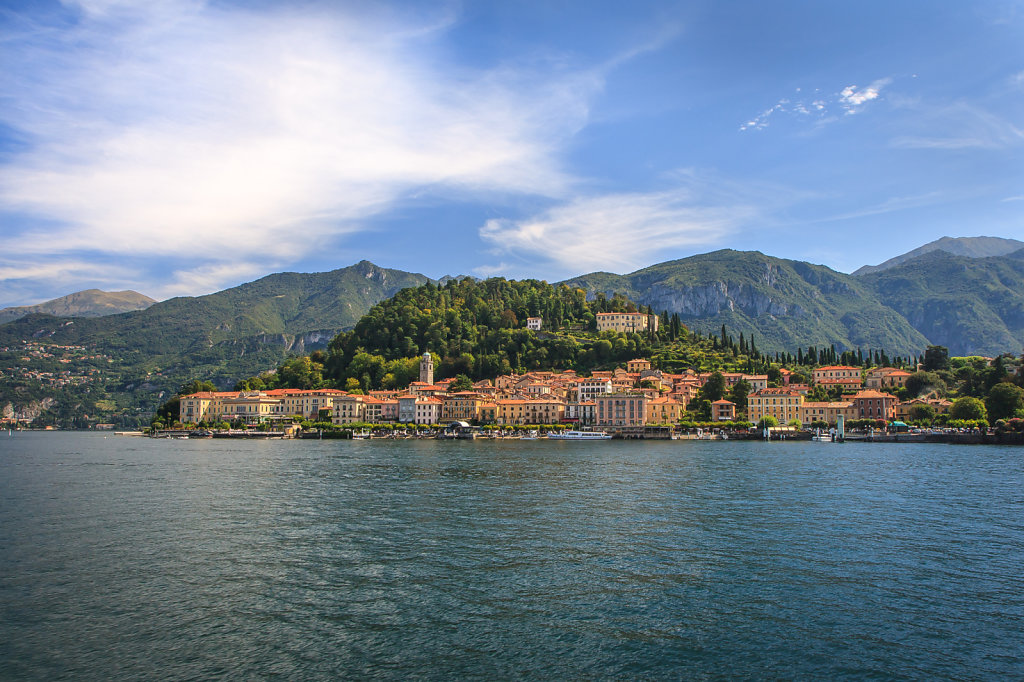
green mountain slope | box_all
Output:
[860,250,1024,356]
[853,236,1024,275]
[562,250,931,355]
[0,289,156,325]
[0,261,431,422]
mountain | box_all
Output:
[853,236,1024,276]
[859,249,1024,356]
[562,250,931,356]
[0,289,156,325]
[0,261,431,422]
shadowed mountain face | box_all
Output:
[0,289,157,325]
[858,250,1024,356]
[853,236,1024,276]
[562,250,931,355]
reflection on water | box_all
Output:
[1,433,1022,679]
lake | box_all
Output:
[1,432,1022,679]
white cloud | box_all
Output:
[838,78,891,112]
[478,174,763,278]
[741,78,891,131]
[0,1,603,297]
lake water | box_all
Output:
[1,432,1022,679]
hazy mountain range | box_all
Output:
[0,289,156,325]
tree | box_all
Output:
[730,379,751,410]
[179,380,216,395]
[702,372,726,402]
[908,404,936,423]
[757,416,779,429]
[449,374,474,392]
[949,396,987,421]
[985,382,1024,422]
[923,345,949,372]
[905,371,945,398]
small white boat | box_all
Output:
[547,430,612,440]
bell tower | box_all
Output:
[419,351,434,385]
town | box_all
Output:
[176,329,995,438]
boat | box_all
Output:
[811,428,832,442]
[547,430,612,440]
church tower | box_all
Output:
[419,351,434,385]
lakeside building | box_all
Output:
[799,401,855,426]
[179,388,346,424]
[894,397,952,421]
[711,399,737,421]
[850,390,897,421]
[648,396,685,424]
[747,387,804,424]
[595,393,648,427]
[595,312,659,334]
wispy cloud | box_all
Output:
[477,173,765,278]
[889,101,1024,150]
[740,77,891,131]
[0,1,604,300]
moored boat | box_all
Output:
[547,430,612,440]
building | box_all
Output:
[526,317,542,331]
[850,390,897,421]
[747,388,804,425]
[865,367,912,389]
[711,399,736,421]
[564,401,596,425]
[494,398,565,425]
[419,351,434,385]
[812,366,863,391]
[595,312,659,334]
[441,392,485,423]
[398,394,441,424]
[576,377,613,403]
[626,358,652,373]
[647,396,684,425]
[799,401,855,426]
[179,388,345,424]
[333,395,366,425]
[895,397,953,421]
[595,393,648,427]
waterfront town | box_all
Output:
[177,347,957,435]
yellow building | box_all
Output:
[799,401,854,426]
[647,396,684,424]
[626,358,652,373]
[441,392,485,422]
[495,398,565,425]
[596,312,659,334]
[747,388,804,424]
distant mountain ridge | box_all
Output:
[853,236,1024,275]
[0,289,156,325]
[561,250,931,356]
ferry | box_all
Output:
[547,430,612,440]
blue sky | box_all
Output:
[0,0,1021,306]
